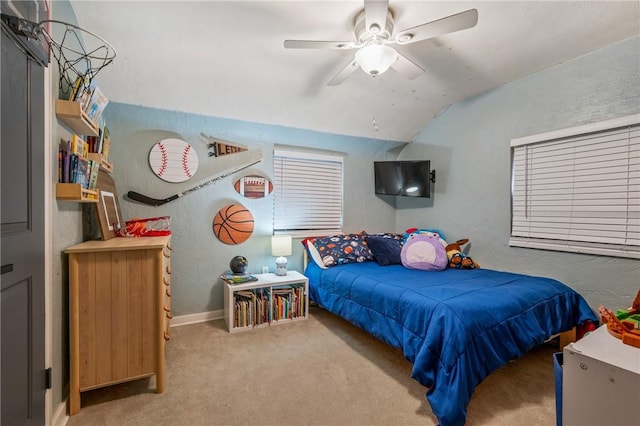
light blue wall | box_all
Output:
[50,0,84,415]
[396,36,640,310]
[103,104,403,316]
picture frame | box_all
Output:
[84,169,123,240]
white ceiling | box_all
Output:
[67,1,640,142]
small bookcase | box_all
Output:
[223,271,309,333]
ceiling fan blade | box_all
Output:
[394,8,478,45]
[391,53,424,80]
[327,59,360,86]
[364,0,389,34]
[284,40,358,49]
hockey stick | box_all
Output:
[127,158,263,206]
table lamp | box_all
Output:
[271,235,292,276]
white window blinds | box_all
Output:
[510,115,640,259]
[273,148,343,236]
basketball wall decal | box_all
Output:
[233,175,273,199]
[212,204,254,245]
[149,138,199,183]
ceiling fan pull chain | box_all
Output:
[372,77,380,132]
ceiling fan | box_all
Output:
[284,0,478,86]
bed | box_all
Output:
[304,259,597,426]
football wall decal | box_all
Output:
[213,204,254,245]
[233,175,273,199]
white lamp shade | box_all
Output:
[271,235,292,257]
[355,44,398,76]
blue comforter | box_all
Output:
[305,261,597,426]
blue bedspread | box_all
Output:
[305,261,597,426]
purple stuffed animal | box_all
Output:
[401,232,448,271]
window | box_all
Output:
[510,114,639,259]
[273,148,343,237]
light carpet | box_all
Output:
[65,306,559,425]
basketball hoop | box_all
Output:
[39,20,116,99]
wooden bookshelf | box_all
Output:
[55,99,99,137]
[56,183,99,203]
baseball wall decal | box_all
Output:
[149,138,199,183]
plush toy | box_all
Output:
[445,239,478,269]
[401,232,448,271]
[404,228,447,247]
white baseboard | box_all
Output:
[170,309,223,327]
[52,399,68,426]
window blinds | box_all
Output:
[273,149,343,236]
[510,115,639,259]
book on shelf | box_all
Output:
[70,79,109,125]
[221,272,258,284]
[88,159,100,189]
[68,76,85,101]
[79,79,96,111]
[58,149,63,183]
[86,84,109,122]
[62,140,71,183]
[72,155,90,188]
[70,134,87,158]
[58,138,100,190]
[101,126,111,163]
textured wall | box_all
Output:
[396,36,640,310]
[103,104,402,316]
[49,0,84,418]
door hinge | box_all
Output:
[45,368,52,389]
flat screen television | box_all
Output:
[374,160,433,198]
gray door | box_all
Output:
[1,21,47,425]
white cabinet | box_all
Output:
[563,325,640,426]
[223,271,308,333]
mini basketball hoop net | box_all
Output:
[39,20,116,98]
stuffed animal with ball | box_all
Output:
[445,239,478,269]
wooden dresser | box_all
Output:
[64,236,172,415]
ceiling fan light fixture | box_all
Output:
[355,44,398,76]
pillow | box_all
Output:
[302,238,328,269]
[401,232,448,271]
[372,232,405,242]
[312,232,373,267]
[367,235,403,266]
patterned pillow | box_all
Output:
[312,232,373,267]
[301,237,328,269]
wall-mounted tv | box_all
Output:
[374,160,435,198]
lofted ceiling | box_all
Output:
[67,1,640,142]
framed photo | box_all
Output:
[93,169,123,240]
